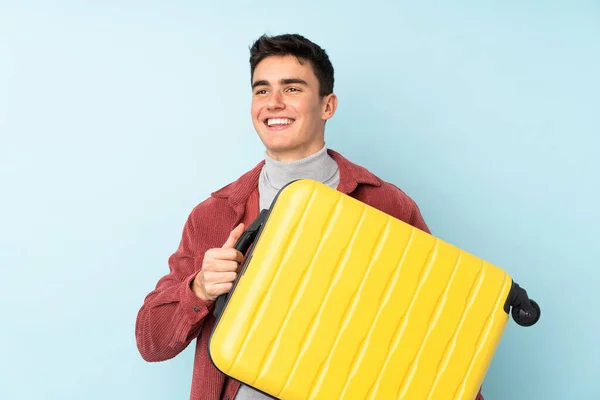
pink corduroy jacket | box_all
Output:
[135,149,484,400]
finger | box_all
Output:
[207,259,240,273]
[208,248,243,262]
[202,249,241,272]
[222,223,245,249]
[217,248,244,263]
[214,271,237,284]
[206,282,234,298]
[203,270,237,284]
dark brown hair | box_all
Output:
[249,33,334,97]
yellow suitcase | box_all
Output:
[209,179,540,400]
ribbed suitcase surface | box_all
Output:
[210,179,514,400]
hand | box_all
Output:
[192,223,245,301]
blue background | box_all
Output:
[1,1,598,399]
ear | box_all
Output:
[321,93,338,121]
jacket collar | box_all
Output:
[211,149,381,214]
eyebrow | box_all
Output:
[251,78,309,89]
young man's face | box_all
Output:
[251,55,337,162]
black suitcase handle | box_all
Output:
[213,209,269,319]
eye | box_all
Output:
[255,89,268,95]
[286,87,300,93]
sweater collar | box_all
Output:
[262,144,338,189]
[211,149,381,213]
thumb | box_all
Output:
[222,223,245,248]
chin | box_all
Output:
[261,138,301,156]
[259,130,296,147]
[264,142,297,154]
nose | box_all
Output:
[267,91,285,110]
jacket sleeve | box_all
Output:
[135,207,215,362]
[408,198,431,234]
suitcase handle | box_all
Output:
[213,209,269,319]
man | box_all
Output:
[135,33,484,400]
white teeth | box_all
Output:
[267,118,294,126]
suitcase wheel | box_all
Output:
[505,282,541,327]
[512,299,541,327]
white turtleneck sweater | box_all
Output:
[235,144,340,399]
[257,144,340,211]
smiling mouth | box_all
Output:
[264,118,295,127]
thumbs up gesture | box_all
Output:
[192,223,245,301]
